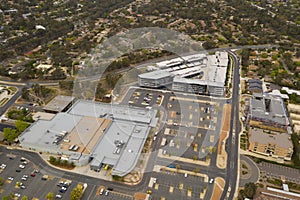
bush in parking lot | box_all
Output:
[0,177,4,187]
[70,187,83,200]
[21,196,28,200]
[46,192,54,200]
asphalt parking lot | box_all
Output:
[160,126,207,160]
[0,153,78,199]
[127,90,165,108]
[149,172,207,200]
[258,161,300,183]
[93,192,133,200]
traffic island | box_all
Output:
[217,104,231,169]
[211,177,226,200]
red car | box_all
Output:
[30,173,36,177]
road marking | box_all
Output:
[87,185,96,199]
[169,186,174,193]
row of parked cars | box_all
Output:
[100,187,113,196]
[55,180,72,198]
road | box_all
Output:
[0,44,276,199]
[220,51,242,200]
[0,146,148,197]
[0,86,22,116]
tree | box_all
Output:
[46,192,54,200]
[15,120,29,133]
[50,68,66,80]
[0,177,4,187]
[240,182,257,199]
[21,88,30,100]
[49,156,57,164]
[296,49,300,58]
[70,187,83,200]
[21,196,29,200]
[2,196,9,200]
[3,128,18,142]
[202,40,217,49]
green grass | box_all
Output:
[242,171,248,175]
[240,143,247,150]
[242,163,248,169]
[8,87,17,95]
[266,178,283,186]
[0,97,9,106]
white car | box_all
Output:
[15,193,21,197]
[19,164,25,169]
[23,175,29,178]
[55,194,62,199]
[8,177,14,181]
[100,188,104,195]
[209,178,214,184]
[21,177,27,181]
[153,178,157,183]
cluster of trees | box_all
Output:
[49,156,75,169]
[282,53,299,72]
[70,185,84,200]
[0,177,3,187]
[3,120,29,143]
[59,80,74,91]
[238,182,257,200]
[32,84,54,99]
[291,133,300,167]
[2,195,29,200]
[7,108,33,122]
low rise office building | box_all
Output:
[247,93,290,132]
[248,128,293,161]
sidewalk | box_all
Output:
[240,149,285,163]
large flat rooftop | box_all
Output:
[68,100,157,124]
[19,99,157,177]
[139,51,228,87]
[43,95,75,113]
[250,93,289,126]
[249,128,293,149]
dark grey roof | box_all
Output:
[250,93,289,126]
[43,95,75,112]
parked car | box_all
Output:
[100,188,104,195]
[19,164,25,169]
